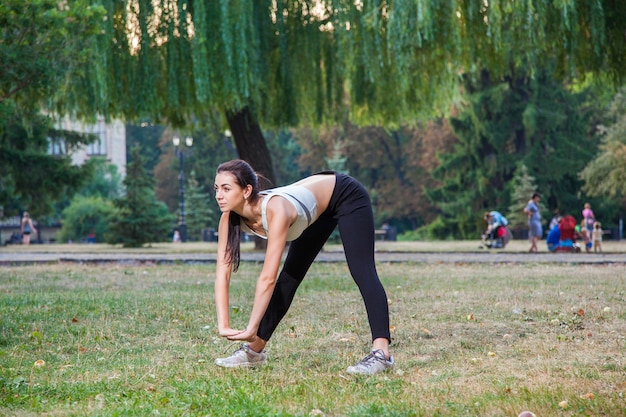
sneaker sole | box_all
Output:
[215,360,267,368]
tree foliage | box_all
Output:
[0,0,106,217]
[425,70,597,238]
[78,157,123,200]
[294,119,455,229]
[0,0,105,108]
[580,88,626,203]
[59,0,624,128]
[0,106,97,217]
[57,195,115,243]
[106,147,174,247]
[507,164,539,231]
[184,173,218,241]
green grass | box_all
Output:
[0,262,625,416]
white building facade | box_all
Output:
[54,116,127,177]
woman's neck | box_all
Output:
[240,197,263,230]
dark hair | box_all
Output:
[532,192,541,199]
[216,159,261,271]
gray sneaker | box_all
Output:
[346,349,394,375]
[215,344,267,368]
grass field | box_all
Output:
[0,252,625,416]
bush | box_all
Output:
[57,195,114,243]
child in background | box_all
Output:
[578,219,592,253]
[592,222,603,253]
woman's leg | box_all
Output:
[254,214,338,344]
[337,204,391,351]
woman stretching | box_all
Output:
[213,159,393,375]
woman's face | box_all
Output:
[214,172,246,212]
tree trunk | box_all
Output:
[226,106,275,250]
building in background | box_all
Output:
[53,116,127,177]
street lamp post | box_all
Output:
[172,135,193,242]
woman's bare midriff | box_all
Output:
[291,174,336,214]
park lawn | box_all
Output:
[0,262,624,416]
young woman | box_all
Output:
[213,159,393,375]
[524,193,542,253]
[20,211,37,245]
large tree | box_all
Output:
[106,147,174,247]
[5,1,625,221]
[63,0,625,173]
[0,0,106,217]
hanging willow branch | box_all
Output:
[57,0,624,128]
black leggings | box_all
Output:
[257,173,391,343]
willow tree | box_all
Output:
[51,1,626,182]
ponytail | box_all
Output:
[217,159,261,272]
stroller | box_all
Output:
[556,215,579,252]
[481,224,512,249]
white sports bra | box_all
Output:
[241,185,318,241]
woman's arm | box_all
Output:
[225,198,292,342]
[214,212,238,337]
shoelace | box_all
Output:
[357,350,385,366]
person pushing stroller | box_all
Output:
[481,211,511,249]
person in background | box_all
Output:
[212,159,393,375]
[172,229,181,243]
[582,203,595,235]
[548,212,562,230]
[523,193,542,253]
[546,220,561,252]
[20,211,37,245]
[578,219,592,253]
[481,211,509,249]
[592,221,603,253]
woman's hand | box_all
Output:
[219,327,257,342]
[218,327,243,338]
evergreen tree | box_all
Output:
[265,129,308,186]
[325,140,350,174]
[79,157,123,200]
[184,173,219,241]
[0,107,97,217]
[0,1,106,217]
[425,69,596,238]
[507,165,539,231]
[106,147,174,247]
